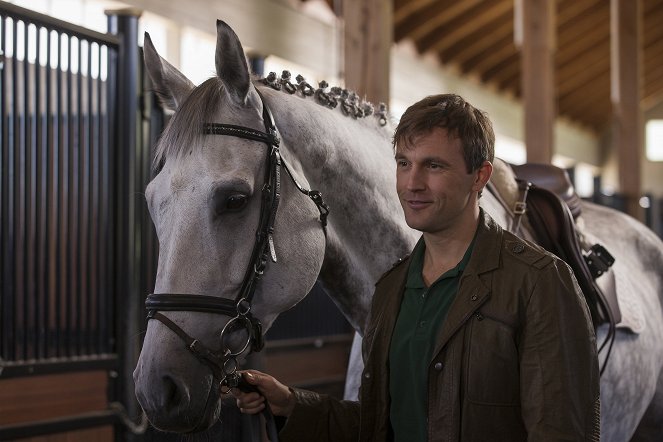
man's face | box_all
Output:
[395,127,484,235]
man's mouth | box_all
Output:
[405,199,431,210]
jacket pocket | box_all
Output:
[466,313,519,405]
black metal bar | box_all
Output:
[44,25,52,361]
[34,22,43,360]
[65,32,73,357]
[0,410,118,440]
[0,12,8,362]
[55,29,63,358]
[25,19,39,359]
[100,43,111,355]
[10,15,19,362]
[21,17,29,362]
[96,43,104,354]
[85,39,93,355]
[107,10,142,442]
[75,35,83,356]
[0,2,119,47]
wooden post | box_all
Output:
[516,0,556,163]
[342,0,392,106]
[611,0,644,221]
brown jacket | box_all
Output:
[280,211,600,442]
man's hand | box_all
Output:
[231,370,296,417]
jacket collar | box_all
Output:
[369,210,504,363]
[431,209,503,358]
[463,208,503,276]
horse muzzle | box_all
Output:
[133,340,222,433]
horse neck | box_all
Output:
[263,87,418,332]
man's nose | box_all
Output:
[406,166,425,191]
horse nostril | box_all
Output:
[161,375,186,411]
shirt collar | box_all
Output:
[406,229,478,289]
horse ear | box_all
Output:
[143,32,195,111]
[214,20,251,103]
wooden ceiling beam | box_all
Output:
[557,3,609,49]
[492,4,612,102]
[441,9,512,64]
[419,0,513,54]
[564,90,610,126]
[643,0,662,14]
[644,40,663,75]
[644,9,663,36]
[558,56,609,96]
[466,35,518,77]
[394,0,436,24]
[497,66,522,94]
[557,0,602,25]
[643,86,663,110]
[643,11,663,46]
[395,0,481,42]
[645,62,663,96]
[482,54,521,92]
[385,0,663,138]
[559,73,609,113]
[557,40,610,82]
[460,31,514,73]
[562,92,610,132]
[556,23,608,67]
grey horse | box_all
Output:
[134,19,663,441]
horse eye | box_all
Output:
[226,194,248,211]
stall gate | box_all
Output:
[0,3,160,441]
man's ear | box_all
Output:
[473,161,493,193]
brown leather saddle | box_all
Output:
[501,163,621,331]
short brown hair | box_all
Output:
[393,94,495,173]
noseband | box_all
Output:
[145,88,329,391]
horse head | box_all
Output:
[134,20,326,432]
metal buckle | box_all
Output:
[584,244,615,278]
[514,201,527,215]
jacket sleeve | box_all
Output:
[278,389,360,442]
[519,259,601,441]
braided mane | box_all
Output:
[258,70,389,127]
[154,71,391,168]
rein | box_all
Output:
[145,88,329,439]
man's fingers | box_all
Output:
[228,370,294,417]
[235,390,265,415]
[242,370,261,386]
[238,402,265,414]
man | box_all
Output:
[234,94,600,441]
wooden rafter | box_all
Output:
[306,0,663,133]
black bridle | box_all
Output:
[145,89,329,395]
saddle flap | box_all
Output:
[523,184,620,329]
[511,163,582,219]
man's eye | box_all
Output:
[396,160,408,167]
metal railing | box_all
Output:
[0,1,121,371]
[0,3,163,439]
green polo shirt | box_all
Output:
[388,235,475,442]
